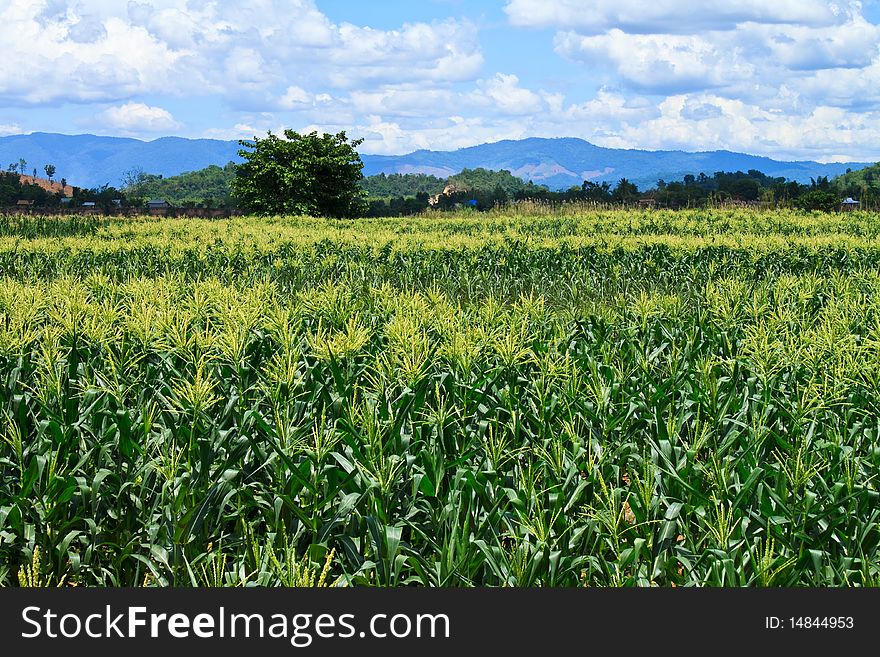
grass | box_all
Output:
[0,208,879,587]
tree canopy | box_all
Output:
[447,168,547,196]
[123,162,237,207]
[0,171,53,206]
[360,172,447,199]
[230,130,367,218]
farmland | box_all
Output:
[1,207,879,586]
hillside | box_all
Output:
[125,163,237,205]
[833,163,880,192]
[361,137,871,190]
[359,168,548,199]
[17,174,73,197]
[0,132,242,189]
[359,172,446,198]
[0,132,871,191]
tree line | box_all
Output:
[0,171,136,212]
[227,130,875,216]
[363,170,856,214]
[3,130,876,216]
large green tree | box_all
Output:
[795,189,840,212]
[611,178,639,204]
[231,129,367,217]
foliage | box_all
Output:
[611,178,639,204]
[835,165,880,190]
[123,163,237,208]
[231,130,367,218]
[359,167,861,215]
[360,173,446,199]
[71,184,127,211]
[361,168,551,215]
[102,159,878,216]
[652,170,788,208]
[580,180,612,202]
[365,194,431,217]
[447,168,547,196]
[795,190,840,212]
[833,163,880,207]
[0,172,53,206]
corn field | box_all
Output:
[1,209,879,586]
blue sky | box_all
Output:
[2,0,880,162]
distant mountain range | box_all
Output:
[0,132,242,190]
[361,138,873,190]
[0,132,872,190]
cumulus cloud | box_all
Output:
[0,1,483,109]
[474,73,544,115]
[343,83,880,162]
[556,30,755,94]
[3,0,880,163]
[553,18,880,99]
[351,114,532,155]
[349,87,457,118]
[488,0,880,161]
[0,10,185,105]
[279,86,312,109]
[202,123,274,141]
[98,102,181,134]
[319,19,483,87]
[594,93,880,162]
[504,0,843,34]
[505,0,880,106]
[680,99,725,121]
[0,123,23,136]
[742,16,880,71]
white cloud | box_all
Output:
[490,0,880,161]
[504,0,843,34]
[202,123,264,141]
[556,30,755,94]
[256,72,880,163]
[349,87,457,118]
[555,89,660,125]
[794,60,880,108]
[356,116,426,154]
[554,20,880,98]
[474,73,544,115]
[505,0,880,111]
[0,1,484,109]
[277,86,336,111]
[318,20,483,88]
[98,102,181,134]
[3,0,880,164]
[279,86,312,109]
[743,16,880,71]
[339,82,880,162]
[0,123,24,136]
[0,10,187,105]
[351,115,531,155]
[564,92,880,162]
[680,99,724,121]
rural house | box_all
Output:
[148,199,171,215]
[841,197,861,211]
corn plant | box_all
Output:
[1,208,879,587]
